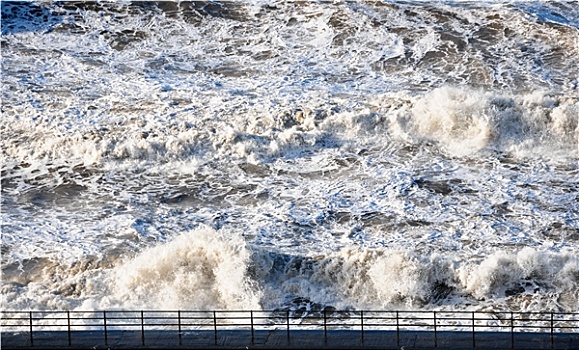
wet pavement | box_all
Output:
[2,329,579,349]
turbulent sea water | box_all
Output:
[1,1,578,315]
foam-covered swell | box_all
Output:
[2,226,261,310]
[1,0,579,314]
[102,226,261,310]
[252,247,579,313]
[3,227,576,313]
[399,87,579,157]
[1,0,578,168]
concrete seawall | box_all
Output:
[2,329,579,349]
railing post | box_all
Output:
[511,312,514,349]
[103,311,108,346]
[251,310,254,345]
[472,311,475,348]
[141,311,145,346]
[434,311,437,348]
[396,311,400,348]
[550,313,554,350]
[178,311,182,346]
[286,310,290,344]
[67,311,71,346]
[324,309,327,344]
[360,310,364,344]
[213,311,218,345]
[29,311,33,346]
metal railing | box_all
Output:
[2,310,578,348]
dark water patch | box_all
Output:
[56,1,161,18]
[1,1,62,35]
[271,296,340,321]
[431,281,455,302]
[10,180,87,208]
[414,178,476,196]
[440,32,467,51]
[505,285,526,297]
[515,2,579,29]
[52,182,88,200]
[162,192,200,205]
[541,222,579,242]
[333,211,352,224]
[405,219,432,227]
[491,201,512,216]
[171,1,250,24]
[1,257,57,284]
[100,29,148,51]
[1,163,99,204]
[249,251,320,289]
[210,63,255,78]
[356,212,395,227]
[20,191,52,208]
[57,1,122,14]
[238,163,270,177]
[225,183,259,197]
[544,180,578,194]
[160,182,246,207]
[414,179,452,195]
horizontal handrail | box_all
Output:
[2,310,578,331]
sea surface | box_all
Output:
[1,0,578,315]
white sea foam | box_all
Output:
[3,229,577,313]
[82,226,262,310]
[1,0,578,314]
[460,248,579,306]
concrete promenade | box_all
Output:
[2,329,579,350]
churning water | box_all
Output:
[1,1,578,314]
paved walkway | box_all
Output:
[2,329,579,349]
